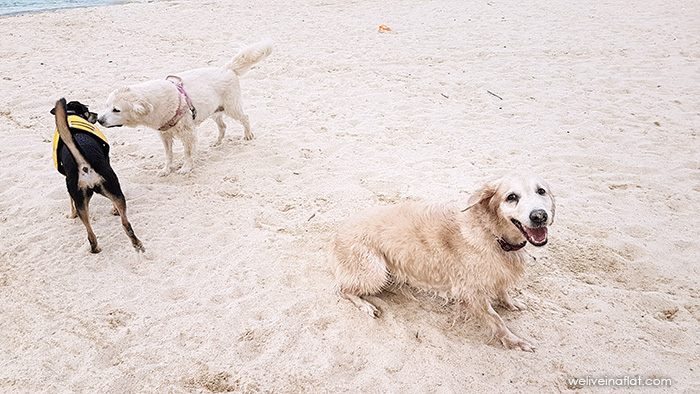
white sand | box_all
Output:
[1,0,699,392]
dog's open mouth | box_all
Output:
[511,219,548,247]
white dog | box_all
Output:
[98,41,273,175]
[330,171,555,351]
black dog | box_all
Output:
[52,98,144,253]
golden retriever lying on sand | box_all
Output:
[330,171,555,351]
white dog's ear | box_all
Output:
[133,100,153,116]
[462,182,498,212]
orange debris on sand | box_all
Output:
[378,25,392,33]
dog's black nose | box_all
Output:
[530,209,548,226]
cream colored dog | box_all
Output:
[330,171,555,351]
[98,41,273,175]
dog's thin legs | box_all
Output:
[240,113,252,141]
[74,195,100,254]
[100,175,145,253]
[472,299,534,352]
[170,126,197,174]
[498,289,527,311]
[178,138,195,174]
[227,104,252,141]
[109,194,145,253]
[67,197,77,219]
[212,114,227,146]
[158,133,175,176]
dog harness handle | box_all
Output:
[53,115,109,175]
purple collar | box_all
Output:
[498,238,527,252]
[159,75,197,131]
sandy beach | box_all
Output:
[1,0,699,392]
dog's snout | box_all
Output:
[529,209,548,226]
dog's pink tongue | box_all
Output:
[525,227,548,245]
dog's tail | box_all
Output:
[54,98,100,185]
[224,40,273,76]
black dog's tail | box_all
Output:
[54,98,101,186]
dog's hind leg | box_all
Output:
[339,291,381,318]
[111,195,145,253]
[239,113,252,141]
[212,113,227,147]
[74,193,100,254]
[101,180,145,253]
[67,196,78,219]
[332,244,390,318]
[226,103,252,141]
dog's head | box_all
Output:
[466,171,556,247]
[50,100,98,124]
[97,87,153,128]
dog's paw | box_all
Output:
[360,303,381,318]
[502,336,535,352]
[506,298,527,311]
[90,245,102,254]
[176,166,192,175]
[66,212,78,219]
[514,340,536,352]
[244,131,254,141]
[158,167,173,177]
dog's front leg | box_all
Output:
[473,299,535,352]
[498,289,527,311]
[158,133,175,176]
[177,136,195,174]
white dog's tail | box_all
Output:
[225,40,274,76]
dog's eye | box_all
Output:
[537,188,547,195]
[506,193,519,202]
[112,108,120,113]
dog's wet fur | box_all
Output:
[330,171,555,351]
[52,98,144,254]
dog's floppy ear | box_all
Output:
[462,181,498,212]
[133,100,153,116]
[66,101,89,113]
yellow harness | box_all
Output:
[53,115,109,175]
